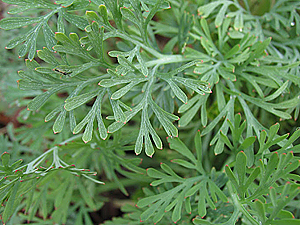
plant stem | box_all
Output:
[228,182,260,225]
[145,55,191,67]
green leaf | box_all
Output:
[7,5,34,14]
[277,129,300,153]
[235,151,247,187]
[117,55,137,71]
[120,7,141,29]
[197,2,222,18]
[1,152,10,167]
[238,136,256,151]
[179,100,202,127]
[168,137,197,164]
[81,174,104,184]
[174,77,211,95]
[149,99,178,137]
[42,23,56,50]
[37,47,59,65]
[244,167,261,190]
[0,17,42,30]
[135,132,143,155]
[28,86,65,111]
[218,67,236,81]
[75,177,97,210]
[264,80,289,102]
[111,80,146,100]
[253,199,266,223]
[144,133,154,157]
[109,94,126,123]
[145,117,163,150]
[73,107,96,135]
[2,181,20,223]
[185,183,201,197]
[136,51,148,77]
[185,196,192,214]
[86,10,104,25]
[262,152,279,182]
[61,11,88,30]
[193,217,213,224]
[198,185,206,217]
[171,159,195,169]
[234,12,244,30]
[54,61,101,77]
[166,80,188,103]
[225,165,239,190]
[45,106,61,122]
[215,4,228,28]
[86,22,105,60]
[201,98,234,136]
[5,32,28,49]
[100,78,134,87]
[160,163,182,179]
[220,131,233,149]
[208,180,228,202]
[64,90,100,111]
[224,44,240,59]
[95,92,108,140]
[172,199,183,222]
[102,0,122,29]
[55,0,74,7]
[147,168,167,179]
[96,4,113,30]
[269,219,300,225]
[53,110,67,134]
[19,28,40,60]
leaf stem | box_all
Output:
[228,182,259,225]
[145,55,191,67]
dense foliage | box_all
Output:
[0,0,300,224]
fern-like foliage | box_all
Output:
[0,0,91,60]
[0,0,300,224]
[110,116,300,224]
[5,2,212,157]
[0,136,102,224]
[0,128,150,224]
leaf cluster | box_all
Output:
[0,0,300,224]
